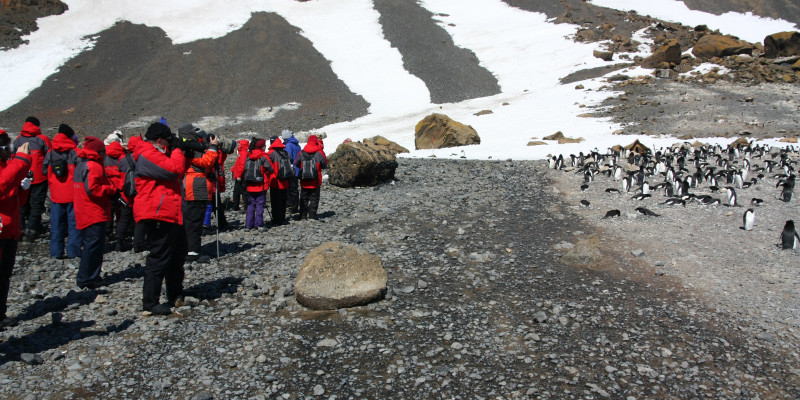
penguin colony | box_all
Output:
[549,141,799,249]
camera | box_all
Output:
[207,133,237,154]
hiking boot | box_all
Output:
[186,252,199,262]
[77,278,103,290]
[196,255,211,264]
[171,295,186,308]
[146,304,172,316]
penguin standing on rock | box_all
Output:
[781,220,799,249]
[742,208,754,231]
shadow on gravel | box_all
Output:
[101,263,145,287]
[185,277,243,302]
[13,289,100,325]
[0,319,134,365]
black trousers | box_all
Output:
[299,187,320,220]
[22,181,48,233]
[133,222,147,252]
[115,204,135,244]
[0,239,18,318]
[141,220,187,310]
[287,176,299,213]
[183,200,207,255]
[77,222,105,286]
[231,179,246,210]
[270,188,288,225]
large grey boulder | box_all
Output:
[294,242,388,310]
[328,139,398,187]
[414,113,480,150]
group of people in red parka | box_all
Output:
[0,117,328,320]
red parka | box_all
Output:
[184,146,218,202]
[133,141,187,224]
[245,148,273,193]
[267,138,290,190]
[73,148,116,230]
[231,139,249,180]
[104,141,126,194]
[116,137,141,205]
[13,122,51,184]
[44,133,78,204]
[294,136,328,189]
[0,152,32,240]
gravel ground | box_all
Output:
[0,158,799,399]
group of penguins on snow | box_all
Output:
[548,141,800,250]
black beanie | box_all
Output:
[145,122,173,141]
[58,123,75,138]
[25,116,41,127]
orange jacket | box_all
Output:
[183,146,218,201]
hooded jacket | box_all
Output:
[245,148,274,192]
[133,141,187,224]
[294,136,328,189]
[104,141,126,193]
[231,139,250,180]
[283,135,301,164]
[13,121,51,184]
[184,145,219,202]
[0,152,32,240]
[73,147,116,230]
[116,137,142,205]
[43,132,79,204]
[267,138,291,190]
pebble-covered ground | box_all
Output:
[1,158,798,399]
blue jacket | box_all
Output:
[284,136,301,177]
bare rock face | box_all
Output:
[294,242,388,310]
[363,135,409,155]
[328,139,398,187]
[642,39,681,68]
[692,35,754,59]
[764,31,800,58]
[414,113,480,150]
[0,0,68,49]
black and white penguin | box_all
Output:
[781,220,799,249]
[613,166,623,181]
[636,207,660,217]
[580,184,589,192]
[642,181,651,195]
[605,188,621,194]
[580,199,590,208]
[622,176,631,193]
[725,187,737,207]
[742,208,754,231]
[602,209,621,219]
[663,198,686,207]
[734,172,744,189]
[751,198,764,206]
[631,193,651,201]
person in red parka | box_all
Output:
[13,116,51,241]
[134,122,189,315]
[0,136,31,327]
[104,139,126,248]
[267,137,291,226]
[244,138,273,230]
[122,136,147,252]
[293,135,328,220]
[73,136,116,289]
[178,123,219,264]
[230,139,250,211]
[43,124,82,259]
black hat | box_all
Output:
[145,122,173,141]
[177,123,196,136]
[25,116,40,127]
[58,123,75,138]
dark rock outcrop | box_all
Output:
[642,39,682,68]
[764,31,800,58]
[328,139,398,187]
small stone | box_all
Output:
[313,384,324,396]
[401,286,415,294]
[20,353,44,365]
[631,249,645,257]
[534,311,548,323]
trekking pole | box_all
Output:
[214,166,220,261]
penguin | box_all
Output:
[636,207,660,217]
[460,150,466,159]
[613,166,623,181]
[780,220,799,249]
[725,187,737,207]
[781,187,793,202]
[622,176,631,193]
[580,184,589,191]
[548,156,557,169]
[662,198,686,207]
[734,172,744,189]
[579,199,590,208]
[742,208,754,231]
[641,181,651,195]
[602,209,621,219]
[605,188,621,194]
[751,198,764,206]
[631,194,651,201]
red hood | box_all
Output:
[248,149,266,160]
[52,132,77,152]
[106,141,125,158]
[237,140,249,152]
[128,136,143,152]
[77,147,103,162]
[269,137,285,150]
[303,135,321,153]
[20,121,42,137]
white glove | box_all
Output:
[20,177,31,190]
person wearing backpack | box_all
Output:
[13,117,51,241]
[43,124,82,259]
[229,139,250,212]
[282,130,301,215]
[0,135,32,327]
[267,137,292,226]
[103,139,126,246]
[294,135,328,220]
[73,136,117,290]
[107,137,138,252]
[178,123,218,264]
[122,136,147,253]
[244,138,274,230]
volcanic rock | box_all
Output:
[692,35,754,59]
[328,139,398,187]
[764,31,800,58]
[642,39,681,68]
[294,242,388,310]
[414,113,480,150]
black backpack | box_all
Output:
[244,158,263,183]
[50,152,69,178]
[300,153,318,181]
[276,152,294,180]
[121,152,137,198]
